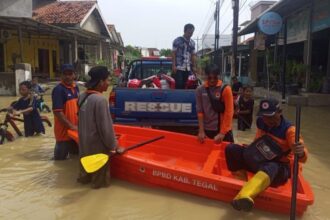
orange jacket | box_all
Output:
[255,117,308,163]
[197,80,234,134]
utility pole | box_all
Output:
[232,0,239,76]
[282,19,287,103]
[214,0,220,65]
[193,37,200,53]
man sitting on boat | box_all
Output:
[225,98,308,212]
[196,64,234,144]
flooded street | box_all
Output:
[0,93,329,220]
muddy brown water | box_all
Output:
[0,92,329,220]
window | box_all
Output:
[128,61,172,80]
[0,43,4,72]
[52,50,57,72]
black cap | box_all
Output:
[85,66,110,89]
[257,98,281,117]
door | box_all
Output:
[0,43,4,72]
[38,49,49,78]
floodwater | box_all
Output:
[0,91,329,220]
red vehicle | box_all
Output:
[121,57,198,89]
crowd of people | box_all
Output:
[2,22,308,213]
[174,23,308,212]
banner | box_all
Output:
[254,32,266,50]
[287,9,309,44]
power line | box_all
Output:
[198,1,216,37]
[220,0,251,35]
[201,12,215,42]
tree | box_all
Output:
[160,48,172,57]
[125,45,141,63]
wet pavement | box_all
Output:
[0,92,329,220]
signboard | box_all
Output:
[287,9,309,44]
[312,0,330,32]
[258,12,283,35]
[124,101,192,113]
[254,32,266,50]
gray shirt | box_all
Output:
[196,85,221,131]
[78,92,117,157]
[195,81,233,134]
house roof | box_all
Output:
[107,24,119,43]
[117,32,124,46]
[0,16,100,43]
[107,24,124,47]
[33,1,96,25]
[32,1,112,39]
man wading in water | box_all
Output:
[77,66,123,189]
[52,64,79,160]
[195,64,234,144]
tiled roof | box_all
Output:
[33,1,96,25]
[117,32,124,46]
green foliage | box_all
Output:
[96,59,106,65]
[197,56,211,70]
[286,60,309,85]
[125,45,141,63]
[160,49,172,57]
[309,71,324,93]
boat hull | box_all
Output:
[68,125,314,216]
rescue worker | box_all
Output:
[52,64,79,160]
[225,98,308,212]
[196,64,234,144]
[77,66,123,189]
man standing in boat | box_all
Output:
[196,64,234,144]
[225,98,308,212]
[77,66,123,189]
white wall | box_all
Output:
[0,0,32,18]
[82,12,102,35]
[141,48,149,57]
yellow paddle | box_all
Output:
[81,153,109,173]
[80,135,164,173]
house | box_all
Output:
[0,0,118,79]
[33,0,113,77]
[107,24,124,70]
[239,0,330,94]
[141,48,160,57]
[1,0,83,94]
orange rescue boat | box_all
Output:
[68,125,314,216]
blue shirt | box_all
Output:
[172,36,196,71]
[31,84,44,94]
[52,82,79,141]
[13,96,45,136]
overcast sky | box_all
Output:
[98,0,256,49]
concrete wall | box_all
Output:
[0,72,15,96]
[15,63,31,96]
[251,2,276,20]
[0,0,32,18]
[82,12,101,35]
[0,64,32,96]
